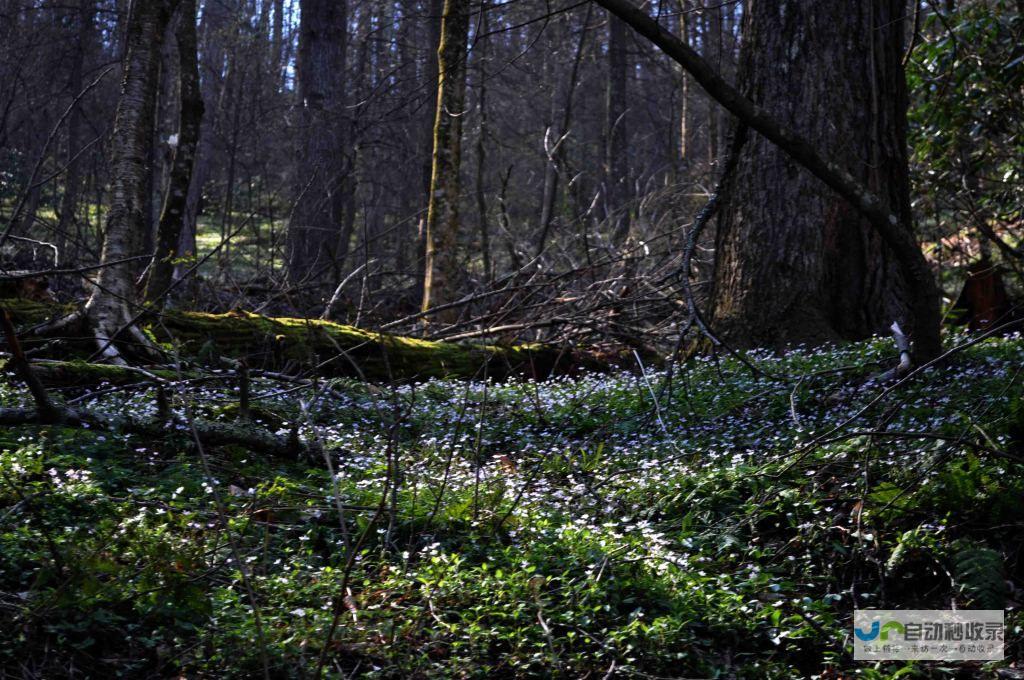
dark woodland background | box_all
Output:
[1,0,1019,349]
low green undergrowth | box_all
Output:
[1,332,1023,677]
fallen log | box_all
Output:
[0,405,304,459]
[2,306,307,458]
[1,298,607,383]
[0,358,189,387]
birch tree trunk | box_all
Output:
[675,0,690,173]
[84,0,177,361]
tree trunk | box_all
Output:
[675,0,690,172]
[272,0,285,86]
[56,0,93,267]
[605,12,631,244]
[707,1,927,351]
[595,0,942,360]
[704,1,722,166]
[474,6,492,283]
[536,8,590,258]
[84,0,176,361]
[286,0,349,287]
[17,167,43,236]
[145,0,203,304]
[177,0,231,277]
[421,0,470,321]
[146,25,175,261]
[413,0,446,305]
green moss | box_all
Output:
[0,299,600,382]
[30,361,188,387]
[0,298,75,325]
[155,309,589,381]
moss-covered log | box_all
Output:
[0,358,191,387]
[0,405,305,459]
[0,298,605,382]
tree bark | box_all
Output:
[413,0,446,304]
[177,0,231,276]
[592,0,942,359]
[84,0,177,361]
[675,0,690,172]
[273,0,285,86]
[474,6,492,283]
[605,12,631,244]
[56,0,94,267]
[536,8,590,258]
[286,0,349,287]
[146,25,175,261]
[421,0,471,321]
[145,0,203,305]
[704,1,723,165]
[709,1,927,351]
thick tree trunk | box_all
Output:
[145,0,203,304]
[85,0,176,361]
[286,0,349,287]
[421,0,470,321]
[708,1,927,351]
[595,0,942,359]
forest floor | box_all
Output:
[1,332,1023,678]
